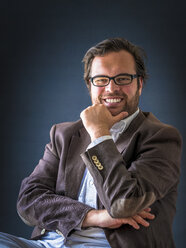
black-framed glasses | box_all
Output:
[90,73,138,87]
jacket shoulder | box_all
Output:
[46,119,85,159]
[54,119,83,137]
[139,112,182,154]
[141,111,181,137]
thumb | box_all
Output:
[113,111,128,123]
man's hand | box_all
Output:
[82,208,155,230]
[80,104,128,141]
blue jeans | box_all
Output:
[0,232,45,248]
[0,231,111,248]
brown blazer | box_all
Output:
[17,111,182,248]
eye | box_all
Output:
[116,75,131,84]
[93,77,108,85]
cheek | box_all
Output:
[121,86,133,97]
[122,84,138,98]
[91,87,103,99]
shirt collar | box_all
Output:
[110,108,140,135]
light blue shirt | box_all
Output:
[38,109,139,248]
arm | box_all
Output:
[82,208,155,230]
[80,104,182,218]
[17,122,155,237]
[17,124,93,238]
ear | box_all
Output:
[138,77,143,96]
[86,79,92,95]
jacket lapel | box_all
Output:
[116,110,146,153]
[64,123,91,199]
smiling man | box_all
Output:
[80,49,143,143]
[0,38,182,248]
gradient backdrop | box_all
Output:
[1,0,186,247]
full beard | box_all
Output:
[121,89,140,116]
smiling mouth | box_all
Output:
[102,98,123,104]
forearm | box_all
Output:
[82,209,138,229]
[82,208,155,230]
[17,175,93,238]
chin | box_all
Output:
[109,109,123,116]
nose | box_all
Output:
[105,79,120,92]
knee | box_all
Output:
[0,232,18,247]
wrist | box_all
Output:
[90,128,110,142]
[82,210,100,228]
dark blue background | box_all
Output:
[1,0,185,247]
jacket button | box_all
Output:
[56,229,64,237]
[92,155,97,161]
[94,161,101,166]
[41,229,45,235]
[98,165,103,170]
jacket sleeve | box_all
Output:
[17,125,93,239]
[81,125,182,218]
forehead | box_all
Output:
[91,50,136,76]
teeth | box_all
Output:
[105,98,121,103]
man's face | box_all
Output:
[89,50,143,116]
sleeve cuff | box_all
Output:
[87,135,112,150]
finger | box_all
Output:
[132,215,149,227]
[94,96,102,104]
[144,207,151,212]
[113,111,128,123]
[122,218,140,230]
[80,110,84,120]
[138,210,155,220]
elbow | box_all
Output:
[109,192,156,218]
[17,210,35,226]
[17,201,35,227]
[109,199,137,218]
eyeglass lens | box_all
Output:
[93,75,132,86]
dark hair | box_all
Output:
[82,37,148,88]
